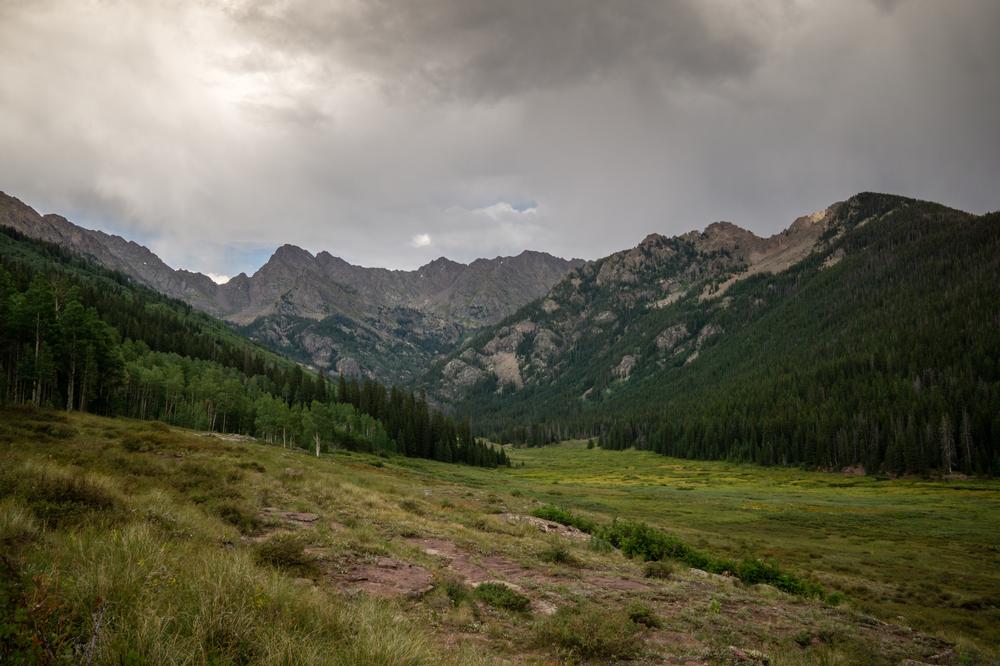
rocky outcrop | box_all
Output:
[427,194,895,405]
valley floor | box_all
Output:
[1,410,997,664]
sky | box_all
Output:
[1,1,998,280]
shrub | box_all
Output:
[533,602,643,661]
[531,505,597,534]
[399,499,424,515]
[588,536,614,553]
[538,542,578,566]
[736,558,824,597]
[644,560,675,579]
[254,534,312,571]
[3,464,124,528]
[215,502,260,533]
[0,499,39,550]
[121,435,151,452]
[627,602,662,628]
[600,520,825,599]
[475,582,531,612]
[443,579,472,607]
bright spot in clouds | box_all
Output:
[473,202,538,221]
[411,233,432,248]
[206,273,231,285]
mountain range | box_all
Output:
[3,189,998,475]
[428,192,999,475]
[0,192,581,384]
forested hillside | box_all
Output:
[435,194,1000,475]
[0,227,507,467]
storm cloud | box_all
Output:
[1,0,997,276]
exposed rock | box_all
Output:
[442,358,486,388]
[655,324,689,352]
[501,514,590,541]
[612,355,638,380]
[695,324,723,347]
[490,352,524,389]
[823,247,846,268]
[531,328,560,359]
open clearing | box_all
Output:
[416,440,1000,656]
[2,410,997,664]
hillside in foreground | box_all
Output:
[3,408,997,664]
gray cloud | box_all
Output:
[229,0,768,101]
[0,0,997,276]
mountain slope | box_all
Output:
[428,193,1000,475]
[0,192,581,384]
[0,225,508,467]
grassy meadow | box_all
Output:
[1,408,997,664]
[416,440,1000,655]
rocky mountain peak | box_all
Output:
[271,243,314,263]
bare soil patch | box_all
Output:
[321,554,435,599]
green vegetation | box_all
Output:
[626,601,662,628]
[417,440,1000,655]
[0,410,995,664]
[473,583,531,613]
[643,560,674,579]
[0,226,507,467]
[601,519,824,597]
[537,541,579,566]
[529,504,596,534]
[0,409,491,665]
[254,533,314,572]
[532,602,644,661]
[450,194,1000,476]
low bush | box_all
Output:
[588,536,614,553]
[601,520,825,598]
[215,502,260,533]
[254,534,312,571]
[643,560,675,579]
[399,498,425,515]
[627,602,662,628]
[475,582,531,612]
[1,463,124,528]
[737,558,824,597]
[538,542,578,566]
[533,602,643,661]
[443,579,473,606]
[531,505,597,534]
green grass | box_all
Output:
[532,601,644,661]
[0,408,489,665]
[473,583,531,613]
[2,409,997,663]
[530,504,597,533]
[403,439,1000,655]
